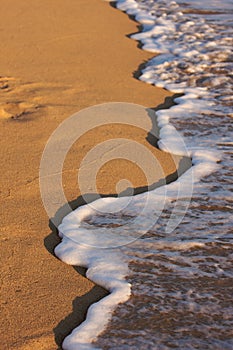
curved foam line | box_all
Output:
[55,1,220,349]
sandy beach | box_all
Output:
[0,0,191,349]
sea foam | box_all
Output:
[54,0,230,349]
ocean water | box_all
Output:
[55,1,233,349]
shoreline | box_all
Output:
[0,1,191,349]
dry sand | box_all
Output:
[0,0,191,349]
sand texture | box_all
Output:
[0,0,191,348]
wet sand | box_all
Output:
[0,0,191,348]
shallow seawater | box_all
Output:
[92,0,233,349]
[95,152,233,349]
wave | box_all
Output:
[53,0,231,348]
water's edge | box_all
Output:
[54,1,221,349]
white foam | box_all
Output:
[56,125,219,349]
[55,237,131,350]
[55,1,225,348]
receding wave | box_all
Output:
[55,1,233,349]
